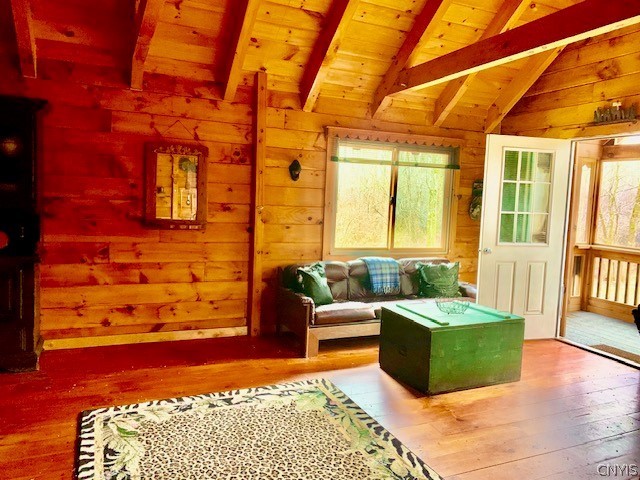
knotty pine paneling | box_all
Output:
[261,99,485,331]
[0,74,253,347]
[502,25,640,138]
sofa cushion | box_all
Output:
[297,263,333,306]
[417,261,460,298]
[324,261,349,301]
[314,302,376,326]
[398,258,449,295]
[281,261,349,300]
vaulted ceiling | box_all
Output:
[4,0,640,132]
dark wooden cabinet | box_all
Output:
[0,96,45,372]
[0,260,39,371]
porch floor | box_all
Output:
[565,310,640,361]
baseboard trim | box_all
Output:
[43,327,248,350]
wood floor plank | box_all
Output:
[0,338,638,479]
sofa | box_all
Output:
[277,257,477,357]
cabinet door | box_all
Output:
[0,262,37,370]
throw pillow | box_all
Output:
[296,262,334,306]
[416,262,461,298]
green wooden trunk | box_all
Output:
[379,302,525,395]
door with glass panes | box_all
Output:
[478,135,572,339]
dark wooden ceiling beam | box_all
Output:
[223,0,261,102]
[131,0,164,90]
[9,0,37,78]
[432,0,529,127]
[300,0,359,112]
[370,0,452,118]
[390,0,640,97]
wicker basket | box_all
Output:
[435,298,469,314]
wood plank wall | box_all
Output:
[0,64,256,348]
[501,24,640,138]
[0,68,485,346]
[262,91,485,331]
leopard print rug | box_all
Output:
[77,379,441,480]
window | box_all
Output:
[325,136,458,256]
[594,159,640,249]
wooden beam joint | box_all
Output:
[131,0,164,90]
[300,0,359,112]
[223,0,260,102]
[9,0,37,78]
[391,0,640,96]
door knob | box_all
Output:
[481,247,492,254]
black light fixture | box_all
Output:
[289,159,301,181]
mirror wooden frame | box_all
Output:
[144,142,208,230]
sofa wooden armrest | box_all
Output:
[276,286,315,353]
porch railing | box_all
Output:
[587,247,640,321]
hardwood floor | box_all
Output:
[1,337,639,479]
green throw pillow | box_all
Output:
[417,262,461,298]
[296,263,334,306]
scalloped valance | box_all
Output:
[325,126,466,148]
[326,126,462,169]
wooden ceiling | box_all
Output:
[5,0,640,131]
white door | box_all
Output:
[477,134,572,339]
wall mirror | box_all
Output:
[144,142,208,229]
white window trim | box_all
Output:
[322,131,461,261]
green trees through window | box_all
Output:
[595,160,640,249]
[332,141,455,253]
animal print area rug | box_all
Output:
[77,379,442,480]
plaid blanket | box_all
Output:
[361,257,400,295]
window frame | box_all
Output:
[322,132,459,260]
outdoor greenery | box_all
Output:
[333,146,450,251]
[595,160,640,249]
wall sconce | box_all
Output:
[289,159,301,181]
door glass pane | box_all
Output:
[536,153,552,182]
[520,151,534,181]
[504,150,518,180]
[499,149,553,244]
[334,163,391,248]
[502,182,516,211]
[533,184,550,213]
[516,214,531,242]
[394,166,445,249]
[531,214,548,243]
[518,184,532,212]
[500,213,515,242]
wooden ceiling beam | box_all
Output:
[390,0,640,97]
[131,0,164,90]
[432,0,529,127]
[9,0,37,78]
[223,0,261,102]
[484,47,564,133]
[300,0,359,112]
[370,0,452,118]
